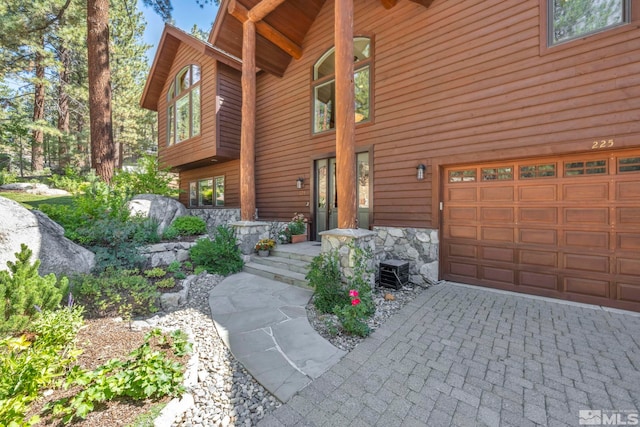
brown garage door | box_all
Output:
[442,149,640,312]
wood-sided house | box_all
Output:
[141,0,640,312]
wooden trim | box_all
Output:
[409,0,435,7]
[248,0,287,22]
[228,0,303,59]
[240,20,257,221]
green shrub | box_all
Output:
[189,225,243,276]
[156,277,176,289]
[162,226,180,241]
[49,328,186,424]
[343,244,376,318]
[164,216,206,239]
[166,261,181,273]
[71,269,160,318]
[111,155,177,198]
[144,267,167,279]
[0,170,17,185]
[0,244,70,335]
[306,250,348,314]
[48,166,88,194]
[0,306,83,427]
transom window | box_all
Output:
[167,64,201,145]
[548,0,630,46]
[189,176,224,207]
[312,37,371,134]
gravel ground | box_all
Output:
[142,274,427,426]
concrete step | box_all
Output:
[250,254,310,275]
[271,247,317,263]
[243,262,311,289]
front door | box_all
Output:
[315,152,370,239]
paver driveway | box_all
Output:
[260,282,640,426]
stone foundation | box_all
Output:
[373,226,439,286]
[320,228,377,287]
[189,208,240,232]
[230,221,270,255]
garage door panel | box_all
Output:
[448,262,477,278]
[480,207,513,222]
[480,186,514,202]
[617,233,640,250]
[482,227,514,242]
[520,228,557,245]
[448,225,477,239]
[449,187,476,201]
[519,271,557,290]
[519,185,557,202]
[618,208,640,226]
[617,181,640,200]
[481,247,514,262]
[448,207,476,221]
[565,230,608,249]
[564,253,609,273]
[618,258,640,276]
[519,207,557,224]
[447,243,477,259]
[563,183,608,201]
[481,266,514,284]
[565,277,609,297]
[564,208,608,225]
[618,283,640,303]
[520,250,557,267]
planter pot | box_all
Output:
[291,234,307,244]
[258,250,270,257]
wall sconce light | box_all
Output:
[416,164,426,181]
[296,177,304,189]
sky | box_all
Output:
[138,0,220,63]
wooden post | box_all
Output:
[335,0,357,229]
[240,19,256,221]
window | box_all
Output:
[619,157,640,173]
[482,167,513,181]
[189,176,224,207]
[520,163,556,179]
[167,64,201,145]
[312,37,371,134]
[565,159,607,176]
[548,0,630,46]
[449,169,477,183]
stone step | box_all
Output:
[243,262,311,289]
[250,254,310,275]
[270,246,318,263]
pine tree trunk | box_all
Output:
[58,44,71,170]
[87,0,115,183]
[31,37,46,173]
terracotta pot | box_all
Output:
[291,234,307,244]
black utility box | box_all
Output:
[379,260,409,289]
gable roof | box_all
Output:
[140,24,241,111]
[209,0,326,77]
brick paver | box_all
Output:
[259,283,640,426]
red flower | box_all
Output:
[351,298,361,306]
[349,289,359,297]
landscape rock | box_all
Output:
[128,194,187,235]
[0,196,95,276]
[0,182,70,196]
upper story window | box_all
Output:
[548,0,630,46]
[167,64,201,145]
[312,37,371,134]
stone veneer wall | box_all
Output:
[139,241,199,267]
[373,226,439,286]
[188,208,240,232]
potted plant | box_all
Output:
[255,238,276,256]
[288,212,307,244]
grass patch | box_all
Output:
[0,192,73,210]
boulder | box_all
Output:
[0,197,95,276]
[128,194,187,235]
[0,182,70,196]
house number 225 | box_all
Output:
[592,139,614,149]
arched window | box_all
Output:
[312,37,371,134]
[167,64,201,145]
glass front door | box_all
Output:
[315,152,369,240]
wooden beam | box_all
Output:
[380,0,398,9]
[228,0,302,59]
[247,0,286,22]
[240,19,256,221]
[409,0,435,8]
[335,0,357,229]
